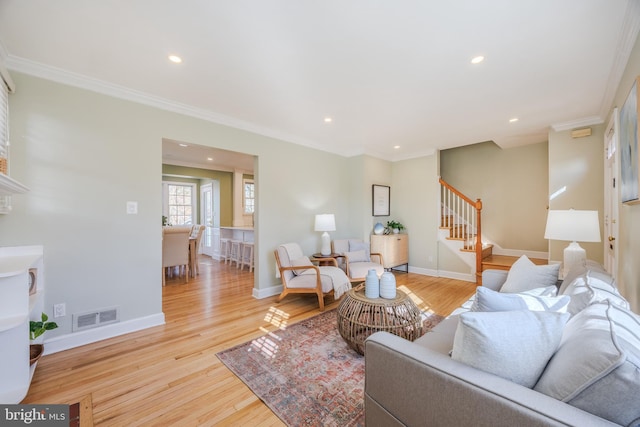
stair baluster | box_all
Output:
[439,178,483,284]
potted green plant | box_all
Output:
[386,220,405,234]
[29,312,58,365]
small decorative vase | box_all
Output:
[373,222,384,235]
[393,228,400,234]
[30,344,44,366]
[379,272,396,299]
[365,269,380,299]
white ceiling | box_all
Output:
[0,0,639,164]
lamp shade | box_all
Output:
[544,210,601,242]
[314,214,336,232]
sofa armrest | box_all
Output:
[482,269,508,291]
[364,332,618,427]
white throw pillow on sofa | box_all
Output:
[534,301,640,426]
[499,255,560,293]
[471,286,569,313]
[451,310,569,388]
[561,271,630,316]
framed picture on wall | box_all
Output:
[620,76,640,205]
[372,184,390,216]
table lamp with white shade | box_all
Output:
[314,214,336,256]
[544,209,601,277]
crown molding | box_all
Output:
[552,1,640,134]
[598,0,640,119]
[5,55,349,157]
[551,116,604,132]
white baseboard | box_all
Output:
[407,266,476,283]
[490,246,548,260]
[43,312,166,355]
[253,284,282,299]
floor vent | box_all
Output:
[72,307,120,332]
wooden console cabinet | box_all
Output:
[371,234,408,270]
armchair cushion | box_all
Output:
[348,241,371,261]
[345,249,368,263]
[348,262,384,280]
[291,256,314,275]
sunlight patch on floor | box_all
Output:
[250,328,283,359]
[264,306,290,329]
[398,285,435,314]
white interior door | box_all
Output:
[200,181,221,258]
[604,108,619,276]
[200,183,214,257]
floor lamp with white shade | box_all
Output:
[544,209,601,277]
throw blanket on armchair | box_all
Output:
[279,243,351,299]
[299,266,351,299]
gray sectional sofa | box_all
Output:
[364,258,640,427]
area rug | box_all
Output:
[216,309,444,427]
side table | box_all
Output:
[337,287,423,355]
[311,252,341,266]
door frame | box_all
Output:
[604,108,620,277]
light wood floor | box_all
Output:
[23,257,476,426]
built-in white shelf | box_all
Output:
[0,173,28,196]
[0,315,27,333]
[0,246,44,404]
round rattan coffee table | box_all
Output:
[337,287,423,355]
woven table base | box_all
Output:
[337,287,423,355]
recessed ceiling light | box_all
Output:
[394,145,400,149]
[471,55,485,64]
[168,55,182,64]
[179,143,188,147]
[207,157,213,161]
[324,117,333,123]
[509,117,519,123]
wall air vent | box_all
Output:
[72,306,120,332]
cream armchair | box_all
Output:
[274,243,351,311]
[332,238,384,283]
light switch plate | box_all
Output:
[126,201,138,214]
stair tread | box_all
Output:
[482,255,547,271]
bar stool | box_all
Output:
[219,238,231,264]
[229,240,242,267]
[240,241,254,272]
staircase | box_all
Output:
[439,178,546,282]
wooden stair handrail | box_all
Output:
[439,178,482,210]
[439,178,483,284]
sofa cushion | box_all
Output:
[534,301,640,426]
[561,270,630,316]
[471,286,569,313]
[499,255,561,293]
[451,310,569,388]
[558,260,607,295]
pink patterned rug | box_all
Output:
[217,309,444,427]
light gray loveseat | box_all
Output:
[365,260,639,427]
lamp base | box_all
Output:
[320,232,331,256]
[563,241,586,278]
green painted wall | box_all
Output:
[162,164,233,226]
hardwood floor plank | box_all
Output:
[23,255,475,425]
